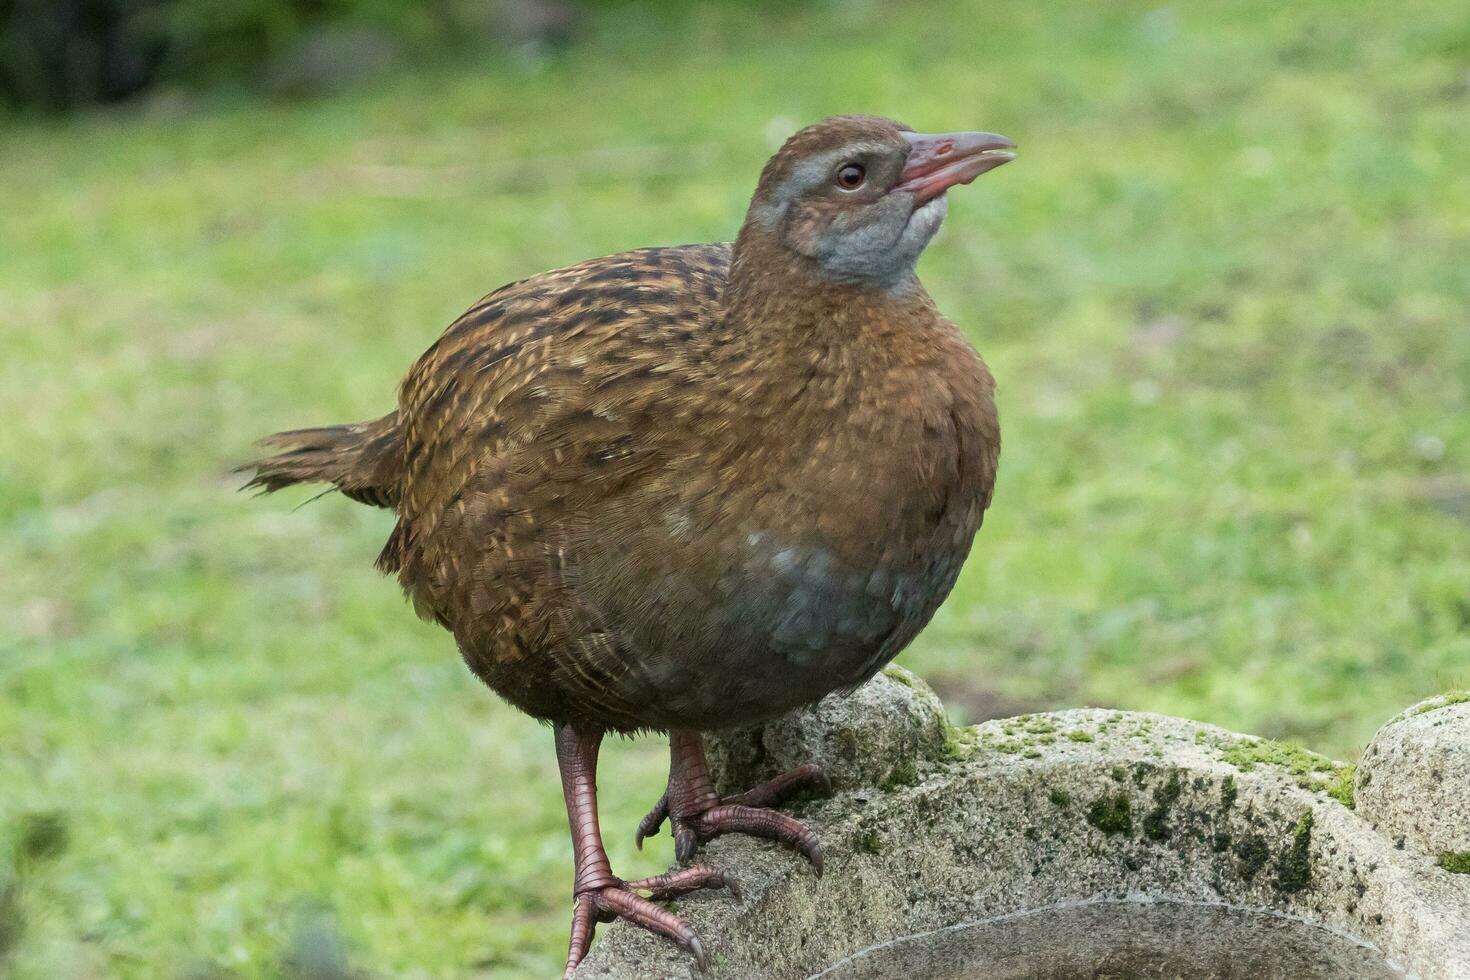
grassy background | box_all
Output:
[3,0,1469,975]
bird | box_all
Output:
[240,114,1010,977]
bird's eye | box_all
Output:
[835,163,866,190]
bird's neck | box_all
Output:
[722,222,934,363]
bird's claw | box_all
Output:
[636,763,830,874]
[635,790,669,850]
[689,803,825,875]
[725,763,832,809]
[626,863,743,902]
[562,865,736,978]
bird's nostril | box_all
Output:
[935,141,953,155]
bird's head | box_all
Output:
[741,115,1015,289]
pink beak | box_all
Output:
[895,130,1017,206]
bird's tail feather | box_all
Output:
[238,412,401,509]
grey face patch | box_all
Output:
[754,137,953,290]
[777,142,895,204]
[809,194,949,289]
[748,141,897,230]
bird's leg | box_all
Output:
[636,729,830,873]
[554,723,738,978]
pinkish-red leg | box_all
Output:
[554,724,736,978]
[635,730,830,873]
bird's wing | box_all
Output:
[380,244,732,630]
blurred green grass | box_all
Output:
[2,0,1469,975]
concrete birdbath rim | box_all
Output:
[574,670,1470,980]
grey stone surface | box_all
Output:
[704,665,948,796]
[815,902,1404,979]
[1356,693,1470,859]
[575,675,1470,980]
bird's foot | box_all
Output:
[636,754,831,873]
[563,865,738,978]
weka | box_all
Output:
[242,115,1012,976]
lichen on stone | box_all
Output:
[1355,692,1469,860]
[833,726,861,760]
[589,679,1470,980]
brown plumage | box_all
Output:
[242,114,1013,975]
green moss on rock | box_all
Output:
[1143,770,1183,841]
[1065,731,1094,743]
[881,665,917,689]
[1220,775,1237,811]
[882,759,919,790]
[1234,834,1270,880]
[1086,793,1132,835]
[1221,738,1335,777]
[1325,765,1355,809]
[1221,738,1350,800]
[1409,691,1468,717]
[1437,851,1470,874]
[942,724,979,762]
[1276,812,1314,893]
